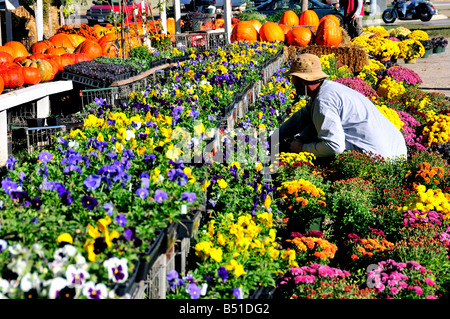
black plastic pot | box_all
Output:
[177,210,203,239]
[135,230,165,282]
[46,116,61,126]
[26,118,45,128]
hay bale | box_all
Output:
[285,43,369,73]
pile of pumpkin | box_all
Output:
[230,10,342,47]
[0,28,145,94]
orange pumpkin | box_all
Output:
[101,41,120,58]
[319,14,341,27]
[3,41,29,59]
[98,33,116,47]
[249,20,263,33]
[22,66,42,85]
[19,59,54,82]
[28,53,53,60]
[0,75,4,94]
[259,22,285,43]
[278,23,292,36]
[315,19,342,47]
[48,55,75,72]
[279,10,300,27]
[0,64,25,89]
[62,53,92,64]
[49,34,75,48]
[30,40,52,54]
[0,46,14,57]
[286,27,313,46]
[299,10,320,31]
[74,40,103,60]
[66,34,87,47]
[0,52,13,64]
[230,21,259,43]
[45,47,67,56]
[93,24,108,37]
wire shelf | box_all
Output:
[26,125,66,154]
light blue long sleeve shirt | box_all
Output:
[278,80,408,160]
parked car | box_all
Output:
[247,0,344,22]
[86,0,149,26]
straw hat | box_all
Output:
[288,54,328,82]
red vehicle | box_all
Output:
[86,0,149,26]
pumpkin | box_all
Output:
[93,24,108,37]
[0,76,4,94]
[66,34,87,47]
[230,21,259,43]
[249,20,263,33]
[13,56,28,64]
[49,55,75,71]
[279,10,300,27]
[98,32,116,47]
[299,10,320,31]
[0,46,14,57]
[74,40,103,59]
[19,59,54,82]
[0,52,13,64]
[0,65,25,89]
[49,34,75,48]
[62,53,92,64]
[3,41,29,59]
[28,53,53,60]
[101,41,120,58]
[286,27,313,46]
[319,14,341,27]
[45,58,59,80]
[45,47,67,56]
[278,23,292,36]
[259,22,285,43]
[22,66,42,85]
[315,19,342,47]
[30,40,52,54]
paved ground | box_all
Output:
[397,44,450,97]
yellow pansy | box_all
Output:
[217,179,227,189]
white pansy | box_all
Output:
[65,264,90,288]
[48,277,70,299]
[82,281,108,299]
[20,272,41,293]
[103,257,129,283]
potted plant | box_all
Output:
[184,11,208,32]
[26,117,45,127]
[420,39,434,58]
[46,115,62,126]
[431,36,448,54]
[398,39,425,64]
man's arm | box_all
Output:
[271,105,310,153]
[302,102,346,157]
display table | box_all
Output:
[0,80,73,166]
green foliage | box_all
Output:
[265,8,303,22]
[237,11,268,24]
[328,178,378,243]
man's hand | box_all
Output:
[352,13,357,20]
[289,139,303,153]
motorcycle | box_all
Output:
[382,0,437,23]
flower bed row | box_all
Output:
[0,41,285,299]
[1,26,450,299]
